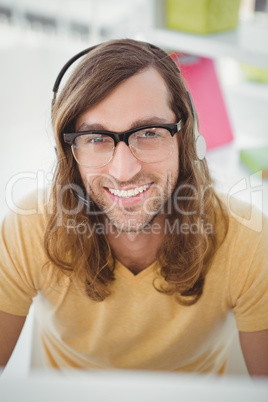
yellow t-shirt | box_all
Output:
[0,194,267,374]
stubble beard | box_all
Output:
[83,171,178,234]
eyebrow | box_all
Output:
[76,117,173,133]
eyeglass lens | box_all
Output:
[72,127,174,168]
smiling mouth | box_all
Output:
[107,183,152,198]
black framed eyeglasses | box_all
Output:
[63,120,182,168]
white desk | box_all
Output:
[0,369,268,402]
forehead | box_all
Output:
[75,67,175,132]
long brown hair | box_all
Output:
[45,39,228,304]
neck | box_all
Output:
[107,216,165,275]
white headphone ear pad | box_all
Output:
[196,135,206,160]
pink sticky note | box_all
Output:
[170,53,234,150]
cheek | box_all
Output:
[172,137,180,172]
[165,145,179,191]
[78,167,102,190]
[78,167,88,187]
[166,140,179,172]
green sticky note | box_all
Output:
[165,0,241,34]
[240,146,268,178]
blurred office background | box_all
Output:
[0,0,268,219]
[0,0,268,376]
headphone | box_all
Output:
[52,41,206,162]
[187,91,206,161]
[51,42,206,208]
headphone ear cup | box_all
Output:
[195,134,206,161]
[187,91,207,161]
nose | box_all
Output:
[107,142,142,182]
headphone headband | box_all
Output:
[52,44,99,108]
[53,45,98,94]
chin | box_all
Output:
[107,211,160,234]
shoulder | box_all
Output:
[216,193,267,246]
[211,193,268,291]
[0,189,52,268]
[0,190,54,314]
[1,189,51,235]
[216,194,268,286]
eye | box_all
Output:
[137,129,160,139]
[75,134,113,146]
[143,131,157,138]
[91,136,105,143]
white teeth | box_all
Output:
[108,184,150,198]
[128,189,135,197]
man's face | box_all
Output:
[75,67,179,233]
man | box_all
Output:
[0,39,267,375]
